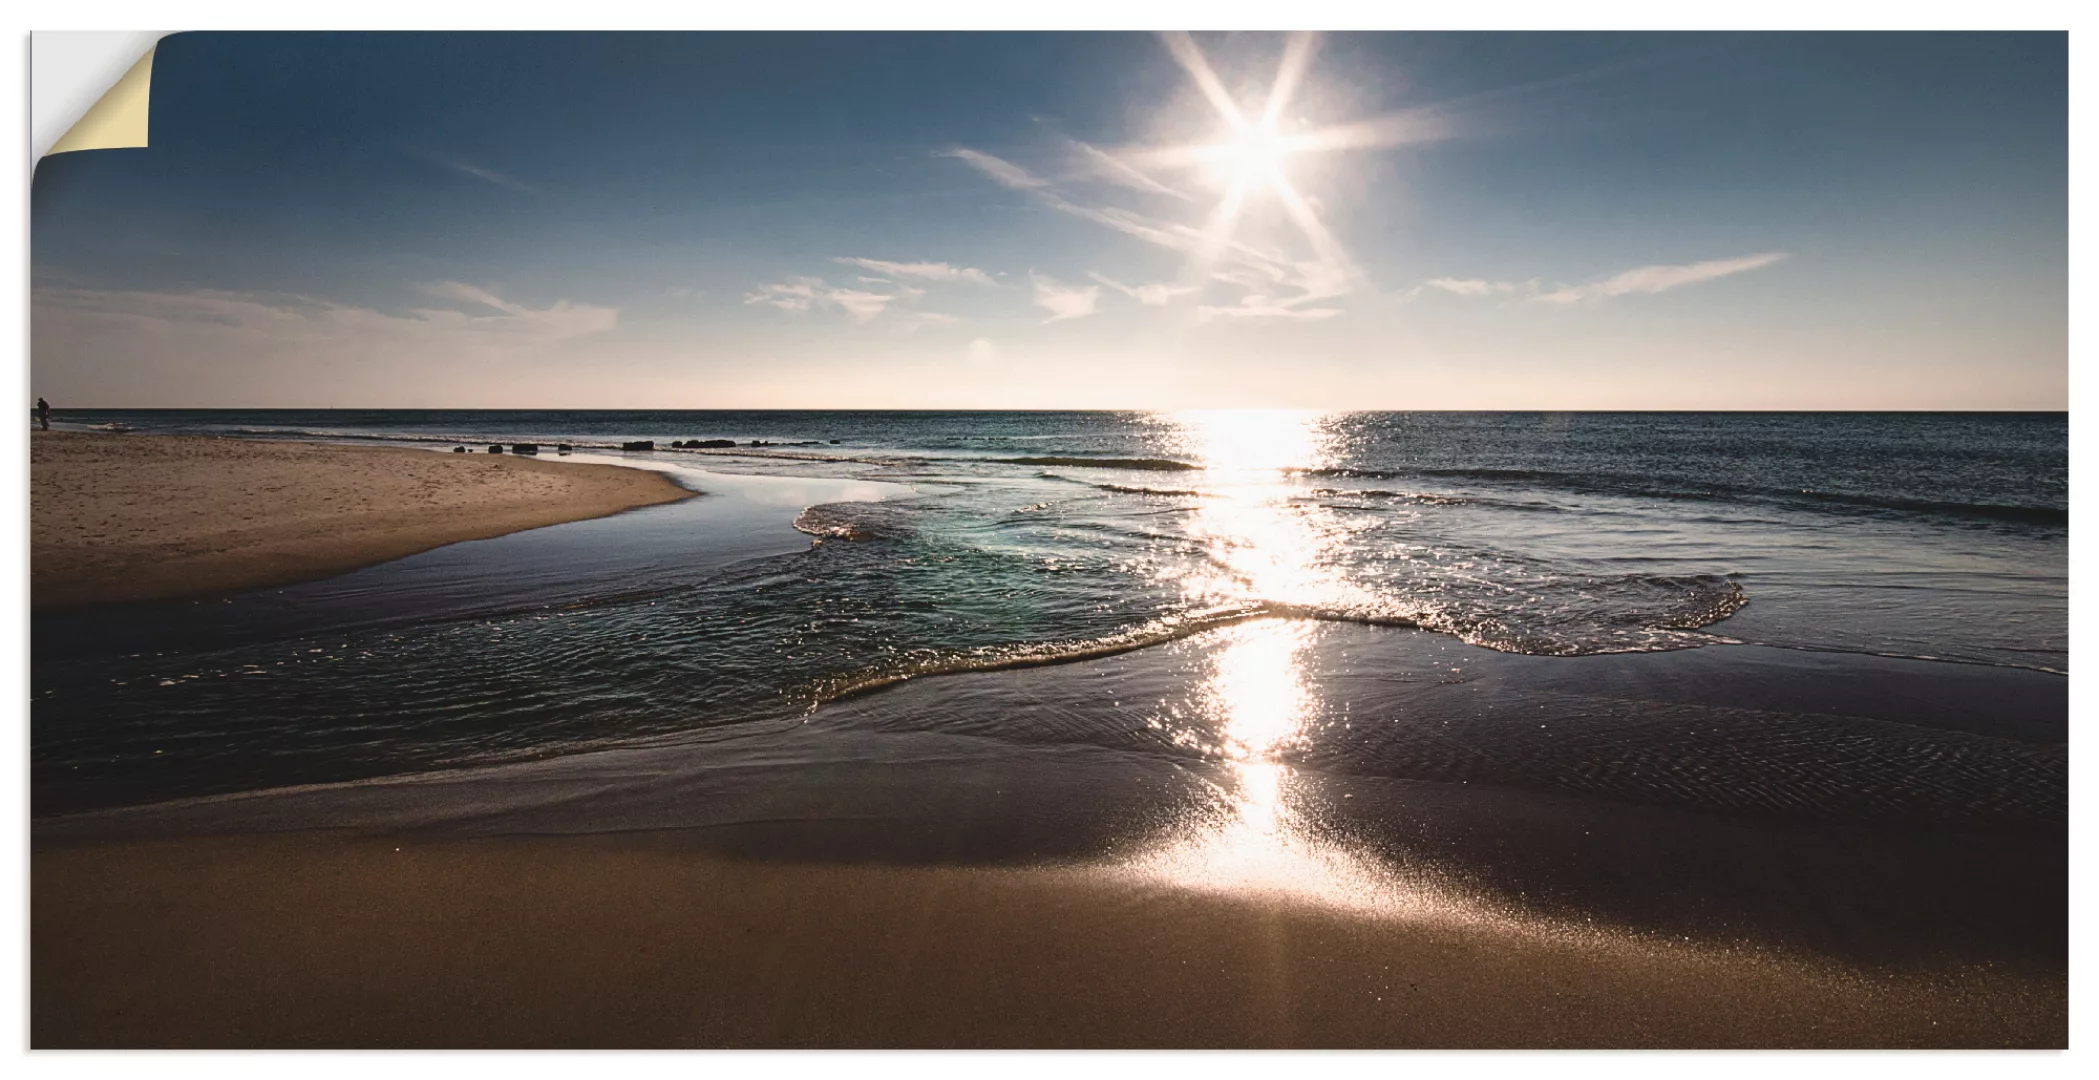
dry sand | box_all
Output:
[30,431,692,607]
[30,834,2063,1049]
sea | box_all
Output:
[32,410,2068,827]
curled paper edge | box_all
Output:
[40,34,164,158]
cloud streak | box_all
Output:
[1533,252,1790,304]
[416,151,537,193]
[1413,253,1791,306]
[1071,140,1192,201]
[944,146,1346,319]
[744,276,899,324]
[745,271,972,328]
[409,281,613,336]
[833,257,997,286]
[1089,272,1198,306]
[31,284,626,405]
[1420,277,1532,298]
[41,283,619,342]
[938,148,1048,190]
[1196,294,1344,323]
[1031,273,1100,323]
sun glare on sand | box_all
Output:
[1122,620,1455,920]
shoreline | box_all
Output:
[30,431,695,608]
[26,421,2066,1049]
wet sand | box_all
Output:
[30,623,2067,1048]
[30,431,693,607]
[30,833,2062,1049]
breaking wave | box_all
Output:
[993,456,1202,472]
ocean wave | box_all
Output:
[1095,482,1205,497]
[225,427,515,447]
[1294,466,2064,526]
[993,456,1201,472]
[1787,491,2067,526]
[793,502,915,541]
[809,574,1750,706]
[678,446,892,466]
[1301,487,1473,507]
[808,605,1291,704]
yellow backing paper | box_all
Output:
[46,46,156,156]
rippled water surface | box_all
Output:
[35,410,2066,813]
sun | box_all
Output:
[1227,121,1291,186]
[1136,32,1373,287]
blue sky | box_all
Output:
[31,31,2066,408]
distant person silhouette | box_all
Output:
[35,397,49,431]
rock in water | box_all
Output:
[620,440,656,452]
[488,444,505,454]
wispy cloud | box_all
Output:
[1071,140,1192,201]
[1420,277,1532,298]
[945,147,1343,317]
[743,276,897,324]
[826,289,894,324]
[1196,294,1345,323]
[833,257,997,286]
[1089,271,1198,306]
[417,151,537,193]
[1410,253,1790,306]
[857,276,928,301]
[33,285,624,404]
[743,276,825,314]
[44,282,622,341]
[745,273,972,328]
[413,281,617,336]
[893,310,964,332]
[1534,253,1791,305]
[1031,272,1100,323]
[937,148,1049,190]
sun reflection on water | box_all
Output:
[1171,408,1333,476]
[1120,411,1451,917]
[1163,409,1378,615]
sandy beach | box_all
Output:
[25,419,2066,1050]
[30,834,2062,1049]
[30,432,693,607]
[30,619,2067,1048]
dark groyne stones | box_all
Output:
[620,440,656,452]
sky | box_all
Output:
[30,31,2068,409]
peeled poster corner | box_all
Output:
[38,33,166,158]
